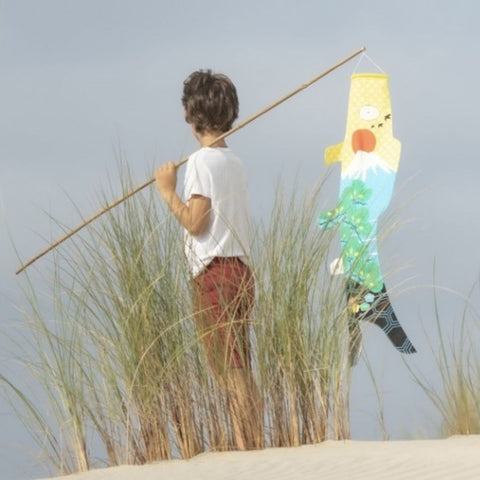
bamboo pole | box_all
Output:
[16,46,366,275]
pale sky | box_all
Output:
[1,1,480,479]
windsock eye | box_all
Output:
[360,105,379,121]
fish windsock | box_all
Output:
[319,73,416,359]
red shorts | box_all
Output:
[192,257,255,370]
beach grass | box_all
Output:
[3,170,353,475]
[408,279,480,436]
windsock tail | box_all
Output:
[347,283,416,355]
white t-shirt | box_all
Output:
[183,147,250,277]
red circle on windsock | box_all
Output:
[352,129,376,153]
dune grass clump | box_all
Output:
[2,172,352,475]
[410,281,480,436]
[4,171,208,473]
[252,184,351,445]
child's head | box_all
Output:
[182,70,239,135]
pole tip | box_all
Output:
[15,265,26,275]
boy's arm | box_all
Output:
[155,162,211,236]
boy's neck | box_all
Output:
[196,130,228,148]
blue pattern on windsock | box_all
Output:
[347,282,416,354]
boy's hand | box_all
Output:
[155,162,177,199]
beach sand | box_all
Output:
[35,436,480,480]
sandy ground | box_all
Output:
[35,436,480,480]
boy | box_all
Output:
[154,70,262,450]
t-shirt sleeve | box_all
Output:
[184,151,212,199]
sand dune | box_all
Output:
[36,436,480,480]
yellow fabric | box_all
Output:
[325,73,401,172]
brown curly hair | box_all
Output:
[182,70,239,134]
